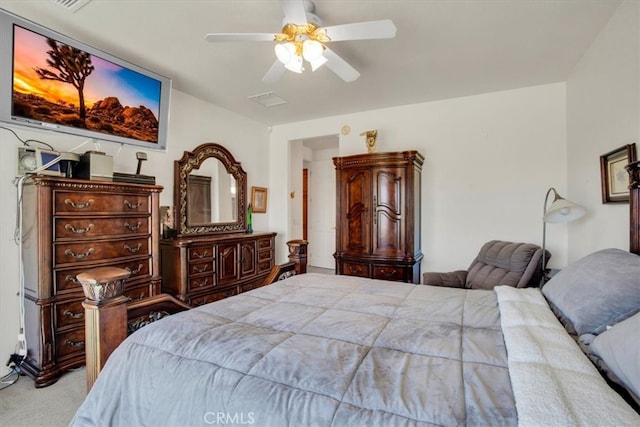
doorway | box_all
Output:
[300,136,338,269]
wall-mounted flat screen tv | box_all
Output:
[0,9,171,151]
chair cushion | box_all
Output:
[423,270,467,288]
[466,241,544,290]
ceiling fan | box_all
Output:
[204,0,396,83]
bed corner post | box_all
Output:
[627,161,640,255]
[287,239,308,274]
[77,267,131,391]
[82,296,129,391]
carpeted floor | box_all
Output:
[0,367,86,426]
[306,266,334,275]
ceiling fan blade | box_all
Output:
[262,61,286,84]
[322,20,396,41]
[323,47,360,82]
[205,33,275,42]
[280,0,307,24]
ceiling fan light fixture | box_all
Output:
[284,55,303,73]
[302,39,323,61]
[309,55,327,71]
[275,43,295,65]
[205,1,395,83]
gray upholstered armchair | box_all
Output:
[423,240,550,289]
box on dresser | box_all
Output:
[20,176,162,387]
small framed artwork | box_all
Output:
[600,143,637,203]
[251,186,268,213]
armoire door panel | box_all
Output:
[375,211,402,253]
[373,167,405,256]
[374,169,402,215]
[343,170,371,253]
[345,203,369,252]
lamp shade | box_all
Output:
[544,198,586,223]
[284,54,303,73]
[275,43,295,65]
[308,55,327,71]
[302,40,323,61]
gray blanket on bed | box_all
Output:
[71,274,516,426]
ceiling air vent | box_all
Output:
[248,92,287,108]
[51,0,91,13]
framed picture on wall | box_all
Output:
[251,186,268,213]
[600,142,637,203]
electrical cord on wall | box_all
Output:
[0,125,54,150]
[12,175,29,373]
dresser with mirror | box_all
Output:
[160,143,276,306]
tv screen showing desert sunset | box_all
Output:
[12,25,162,143]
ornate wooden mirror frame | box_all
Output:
[174,143,247,236]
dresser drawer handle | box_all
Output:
[192,250,209,259]
[63,310,84,319]
[64,248,95,259]
[65,340,85,348]
[124,200,142,209]
[378,268,398,278]
[193,265,209,273]
[126,264,144,275]
[65,199,94,209]
[65,275,78,284]
[124,221,142,232]
[193,278,209,288]
[64,223,94,234]
[124,243,142,253]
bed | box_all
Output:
[71,162,640,426]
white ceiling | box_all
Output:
[1,0,620,126]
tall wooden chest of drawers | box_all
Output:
[20,177,163,387]
[160,232,276,306]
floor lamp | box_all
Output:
[542,188,587,284]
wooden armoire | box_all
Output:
[333,151,424,283]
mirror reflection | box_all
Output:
[187,158,237,225]
[174,143,247,236]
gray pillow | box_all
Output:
[590,312,640,405]
[542,248,640,335]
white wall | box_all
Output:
[270,83,568,273]
[288,140,304,240]
[0,89,269,375]
[566,1,640,261]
